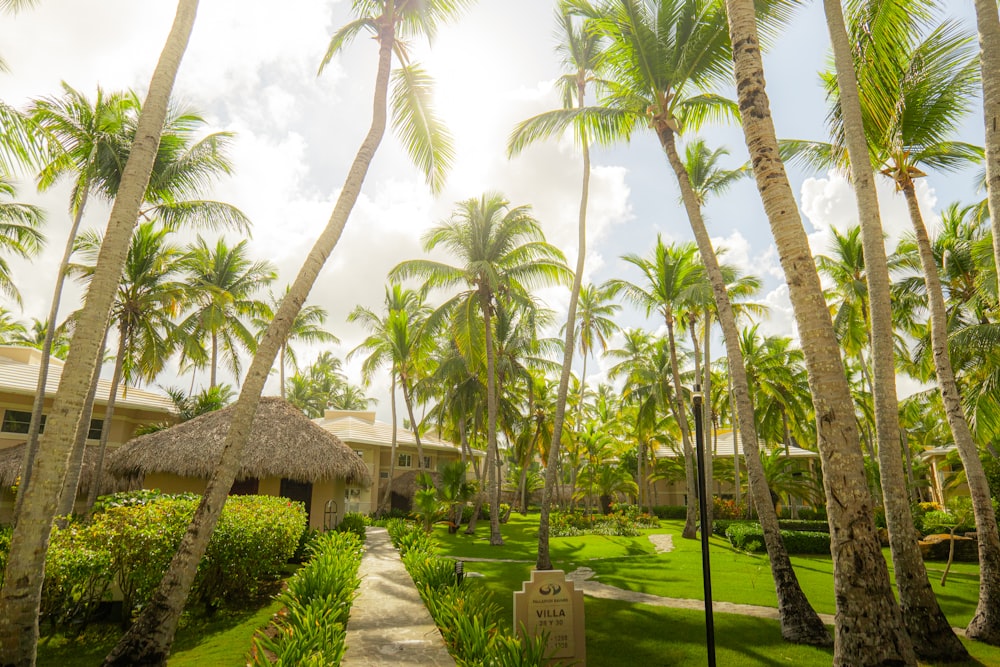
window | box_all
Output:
[423,456,431,469]
[2,410,44,434]
[398,453,412,468]
[87,419,104,440]
[379,471,389,479]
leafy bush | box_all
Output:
[725,523,830,555]
[712,497,746,520]
[779,520,829,533]
[0,525,11,577]
[796,506,827,521]
[549,512,584,538]
[42,523,112,629]
[291,528,320,564]
[337,512,368,541]
[712,519,754,538]
[90,489,198,514]
[651,505,688,520]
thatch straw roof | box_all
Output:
[0,443,139,497]
[386,469,442,499]
[108,397,370,487]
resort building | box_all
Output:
[312,409,479,515]
[0,345,175,523]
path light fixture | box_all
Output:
[692,384,716,666]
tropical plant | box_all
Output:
[0,176,44,305]
[391,192,570,546]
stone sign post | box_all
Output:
[513,569,586,666]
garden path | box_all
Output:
[342,527,456,666]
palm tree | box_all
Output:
[0,307,27,343]
[0,177,44,304]
[106,3,468,662]
[176,236,276,388]
[0,2,199,664]
[819,2,998,647]
[69,222,186,514]
[392,192,569,546]
[607,238,702,539]
[253,286,338,399]
[507,1,611,568]
[349,284,431,510]
[724,0,914,662]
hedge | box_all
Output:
[712,519,829,537]
[724,523,831,555]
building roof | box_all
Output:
[653,429,820,460]
[108,397,371,486]
[0,442,138,496]
[313,409,474,455]
[0,345,174,414]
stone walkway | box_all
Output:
[342,527,455,666]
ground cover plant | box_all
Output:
[249,530,364,666]
[431,513,1000,666]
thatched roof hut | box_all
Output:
[108,397,370,487]
[0,443,138,497]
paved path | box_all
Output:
[342,527,456,666]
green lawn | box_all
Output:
[434,513,1000,666]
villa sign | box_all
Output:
[513,569,586,665]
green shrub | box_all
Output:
[712,519,753,537]
[195,495,306,609]
[549,512,584,537]
[90,489,199,514]
[797,506,827,521]
[42,522,113,628]
[0,525,11,576]
[725,524,831,555]
[712,497,746,520]
[651,505,688,520]
[291,527,320,563]
[779,520,829,533]
[336,512,368,540]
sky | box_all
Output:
[0,0,987,420]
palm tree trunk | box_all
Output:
[379,372,399,513]
[661,127,829,645]
[973,0,1000,300]
[664,313,698,540]
[479,288,504,546]
[103,8,395,664]
[401,378,424,470]
[703,309,713,526]
[724,3,914,663]
[279,344,286,399]
[0,4,197,665]
[14,184,91,522]
[824,1,967,656]
[85,335,128,517]
[729,374,741,506]
[902,181,1000,645]
[538,86,590,570]
[209,330,218,388]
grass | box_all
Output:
[35,598,282,667]
[435,512,1000,666]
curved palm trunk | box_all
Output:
[14,185,91,523]
[103,11,395,665]
[209,330,218,388]
[479,287,503,547]
[664,312,698,540]
[661,129,829,645]
[973,0,1000,300]
[279,344,286,399]
[902,181,1000,645]
[824,1,967,657]
[729,374,741,506]
[379,372,399,513]
[0,4,197,665]
[724,3,914,663]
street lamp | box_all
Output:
[692,384,716,666]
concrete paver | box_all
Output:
[342,527,456,666]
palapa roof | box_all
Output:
[0,443,138,496]
[108,397,371,486]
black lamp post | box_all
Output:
[692,384,716,666]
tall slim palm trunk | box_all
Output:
[380,372,399,513]
[724,2,915,663]
[901,181,1000,645]
[479,287,504,547]
[85,335,128,516]
[537,74,590,570]
[0,4,198,666]
[973,0,1000,299]
[401,378,425,469]
[14,185,91,522]
[664,311,698,540]
[661,128,830,645]
[104,14,396,665]
[824,1,967,658]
